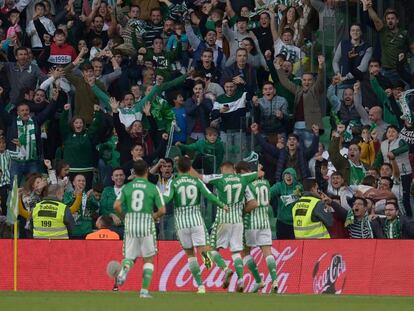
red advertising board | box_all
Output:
[1,239,413,295]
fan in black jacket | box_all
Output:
[371,200,414,239]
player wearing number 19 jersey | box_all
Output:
[163,157,226,294]
[114,160,166,298]
[202,161,258,292]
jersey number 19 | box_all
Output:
[177,185,197,205]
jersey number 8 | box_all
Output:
[131,189,145,211]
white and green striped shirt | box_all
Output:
[203,172,257,224]
[164,174,224,230]
[119,178,165,238]
[0,150,11,187]
[124,212,155,238]
[244,179,271,230]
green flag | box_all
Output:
[6,177,19,225]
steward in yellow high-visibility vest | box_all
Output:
[33,184,74,239]
[292,179,332,239]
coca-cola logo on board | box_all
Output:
[159,246,298,293]
[312,252,346,294]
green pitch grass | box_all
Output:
[0,292,413,311]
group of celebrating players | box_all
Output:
[110,156,278,298]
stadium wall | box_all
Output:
[0,240,413,295]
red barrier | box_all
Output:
[1,239,413,295]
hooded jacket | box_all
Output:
[270,167,303,225]
[275,134,319,182]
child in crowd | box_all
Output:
[169,90,187,144]
[176,127,224,173]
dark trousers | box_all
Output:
[276,219,295,240]
[401,174,412,217]
[18,216,33,239]
[0,185,9,216]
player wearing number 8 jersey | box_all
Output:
[198,161,260,292]
[114,160,166,299]
[163,157,226,294]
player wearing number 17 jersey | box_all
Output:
[200,161,259,292]
[163,157,226,294]
[114,160,166,298]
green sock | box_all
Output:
[244,255,262,283]
[208,250,227,270]
[142,263,154,290]
[122,258,134,270]
[232,254,244,279]
[188,257,203,287]
[266,255,277,282]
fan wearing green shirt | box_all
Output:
[99,168,126,237]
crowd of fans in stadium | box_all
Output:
[0,0,413,240]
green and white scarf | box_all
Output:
[344,209,373,238]
[384,218,401,239]
[119,106,142,128]
[348,160,366,186]
[12,117,37,161]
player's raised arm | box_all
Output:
[244,185,258,213]
[196,178,225,209]
[241,171,258,184]
[200,174,223,185]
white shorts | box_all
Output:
[211,223,244,252]
[124,235,157,259]
[245,229,272,247]
[177,225,208,249]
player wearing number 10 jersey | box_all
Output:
[163,157,226,294]
[114,160,166,298]
[236,162,278,294]
[200,161,260,292]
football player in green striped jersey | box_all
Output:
[114,160,166,298]
[236,161,278,293]
[193,161,263,292]
[164,156,227,294]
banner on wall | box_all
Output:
[0,240,413,295]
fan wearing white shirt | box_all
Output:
[274,28,303,66]
[26,2,56,51]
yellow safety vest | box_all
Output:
[292,196,330,239]
[33,200,69,239]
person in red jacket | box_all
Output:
[38,29,77,70]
